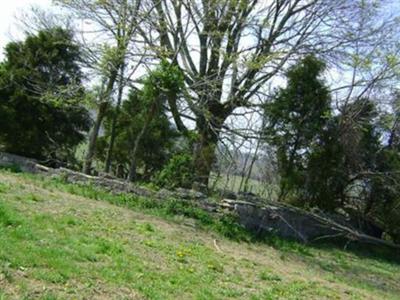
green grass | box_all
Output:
[0,169,400,299]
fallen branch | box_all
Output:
[213,239,223,253]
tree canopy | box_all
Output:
[0,27,90,163]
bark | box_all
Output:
[83,101,108,174]
[243,139,262,193]
[128,99,159,181]
[83,69,119,174]
[243,116,266,192]
[167,94,188,135]
[193,112,226,187]
[193,133,218,188]
[104,64,126,173]
[238,151,251,193]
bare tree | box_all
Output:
[139,0,396,186]
[55,0,145,174]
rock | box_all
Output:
[0,152,38,173]
[175,188,207,200]
[156,188,175,199]
[191,182,208,194]
[232,202,339,242]
[237,191,264,205]
[0,151,389,246]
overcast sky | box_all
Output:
[0,0,52,59]
[1,0,399,58]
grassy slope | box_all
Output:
[0,170,399,300]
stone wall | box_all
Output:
[221,199,342,242]
[0,152,391,246]
[0,152,38,173]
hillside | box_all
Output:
[0,170,400,300]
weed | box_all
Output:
[0,203,22,227]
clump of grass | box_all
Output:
[0,262,14,283]
[0,182,9,194]
[0,203,23,228]
[259,270,282,282]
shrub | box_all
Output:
[155,153,195,189]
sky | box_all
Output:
[1,0,399,59]
[0,0,52,59]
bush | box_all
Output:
[155,153,195,189]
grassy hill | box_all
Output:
[0,169,400,300]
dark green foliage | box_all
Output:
[0,164,22,173]
[368,149,400,243]
[97,60,184,179]
[97,88,178,178]
[0,27,90,162]
[303,99,381,210]
[155,153,195,189]
[302,118,347,210]
[264,55,331,201]
[264,58,400,240]
[140,60,184,103]
[263,55,399,239]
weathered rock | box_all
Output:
[222,200,338,242]
[174,188,207,201]
[191,182,208,194]
[156,188,175,200]
[237,191,265,205]
[0,151,393,247]
[0,152,38,173]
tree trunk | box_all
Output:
[243,116,265,193]
[83,101,108,174]
[193,120,221,188]
[127,122,148,181]
[193,138,217,188]
[192,98,231,189]
[128,100,158,181]
[82,70,119,174]
[243,139,262,193]
[238,151,251,193]
[104,64,126,173]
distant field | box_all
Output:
[1,170,400,299]
[209,172,278,199]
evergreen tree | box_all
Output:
[0,27,90,163]
[305,99,381,210]
[264,55,331,201]
[127,61,184,181]
[97,88,178,179]
[367,95,400,242]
